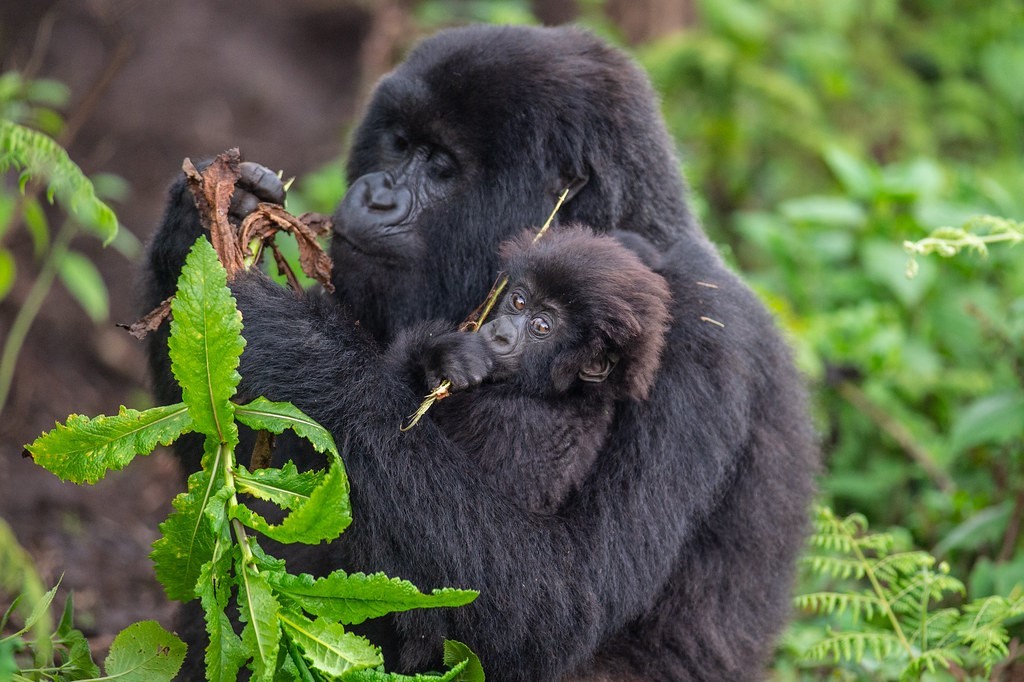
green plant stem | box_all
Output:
[219,441,255,569]
[838,515,915,657]
[0,220,76,416]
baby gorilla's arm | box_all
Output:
[385,320,496,394]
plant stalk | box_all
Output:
[0,220,76,416]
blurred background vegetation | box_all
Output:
[2,0,1022,677]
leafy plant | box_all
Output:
[0,72,137,417]
[25,238,483,681]
[796,506,1024,679]
[2,517,186,681]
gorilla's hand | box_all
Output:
[229,161,287,222]
[422,331,495,391]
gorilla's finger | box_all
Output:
[229,190,260,220]
[239,161,286,204]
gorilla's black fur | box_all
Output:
[388,225,672,514]
[146,24,816,681]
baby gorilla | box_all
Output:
[388,225,672,512]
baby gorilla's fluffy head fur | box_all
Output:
[499,224,672,400]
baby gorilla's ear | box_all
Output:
[578,353,618,384]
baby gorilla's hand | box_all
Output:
[424,332,495,391]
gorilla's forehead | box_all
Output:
[375,25,636,147]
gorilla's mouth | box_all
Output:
[332,225,419,264]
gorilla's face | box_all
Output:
[327,25,672,343]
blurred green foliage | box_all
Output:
[629,0,1023,675]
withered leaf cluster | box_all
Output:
[124,148,334,339]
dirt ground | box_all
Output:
[0,0,388,655]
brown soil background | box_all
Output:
[0,0,388,653]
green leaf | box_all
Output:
[233,453,351,544]
[779,195,867,228]
[236,397,339,456]
[238,564,281,681]
[0,641,17,681]
[54,594,100,678]
[26,403,192,484]
[860,238,936,308]
[823,145,878,199]
[102,620,185,681]
[950,391,1024,453]
[8,581,59,640]
[151,466,224,602]
[57,249,109,321]
[268,570,479,626]
[197,551,246,681]
[342,660,470,682]
[443,640,484,682]
[0,119,118,242]
[236,461,325,510]
[279,609,381,676]
[168,238,244,444]
[22,196,49,257]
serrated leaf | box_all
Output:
[12,582,59,640]
[151,466,224,602]
[233,453,351,544]
[268,570,478,626]
[236,397,339,455]
[58,249,109,321]
[443,640,484,682]
[238,564,281,681]
[102,620,185,681]
[279,609,381,676]
[197,550,246,682]
[236,461,325,510]
[26,403,192,484]
[168,239,244,443]
[342,660,469,682]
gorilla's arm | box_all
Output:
[220,242,767,679]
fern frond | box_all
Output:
[795,591,884,621]
[871,551,935,582]
[955,592,1024,671]
[802,629,903,664]
[899,648,960,680]
[0,119,117,242]
[801,554,866,580]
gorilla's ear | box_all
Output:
[578,353,618,383]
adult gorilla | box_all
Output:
[146,24,816,681]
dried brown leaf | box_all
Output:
[183,149,245,277]
[239,204,334,293]
[119,296,173,340]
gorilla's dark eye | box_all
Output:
[530,315,552,337]
[510,291,527,311]
[392,133,409,153]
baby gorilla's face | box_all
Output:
[480,285,561,378]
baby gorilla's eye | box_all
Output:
[510,291,527,311]
[530,315,552,336]
[392,133,409,153]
